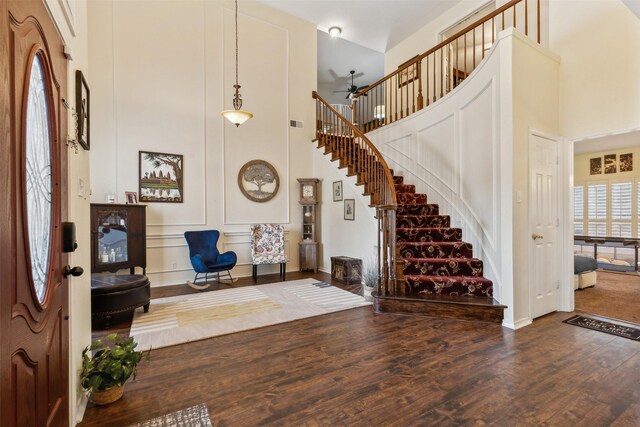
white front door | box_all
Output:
[530,133,560,318]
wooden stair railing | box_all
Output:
[352,0,541,131]
[312,91,398,297]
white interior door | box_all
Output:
[530,133,560,318]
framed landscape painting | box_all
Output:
[139,151,183,203]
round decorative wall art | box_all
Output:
[237,160,280,203]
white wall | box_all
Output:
[384,0,491,74]
[43,0,91,424]
[312,148,378,273]
[88,0,316,286]
[368,30,560,328]
[550,0,640,138]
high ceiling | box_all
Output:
[258,0,463,53]
[574,130,640,155]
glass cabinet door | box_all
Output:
[96,209,129,266]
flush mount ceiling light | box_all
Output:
[221,0,253,127]
[328,26,342,38]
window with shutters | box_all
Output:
[611,182,632,237]
[574,185,585,235]
[587,183,607,237]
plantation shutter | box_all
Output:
[574,185,584,235]
[611,182,632,237]
[587,184,607,236]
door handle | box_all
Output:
[532,233,543,240]
[63,266,84,278]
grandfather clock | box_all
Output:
[298,178,319,272]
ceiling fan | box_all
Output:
[333,70,369,99]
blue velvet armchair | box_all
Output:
[184,230,237,290]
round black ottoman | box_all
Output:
[91,274,150,329]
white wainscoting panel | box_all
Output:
[416,114,457,192]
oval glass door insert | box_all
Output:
[25,54,53,304]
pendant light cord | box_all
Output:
[235,0,239,88]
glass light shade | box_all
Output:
[221,109,253,127]
[328,26,342,37]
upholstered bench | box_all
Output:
[91,275,150,328]
[574,255,597,290]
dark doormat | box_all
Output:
[563,314,640,342]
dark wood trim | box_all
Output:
[373,292,506,323]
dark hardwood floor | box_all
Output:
[81,272,640,426]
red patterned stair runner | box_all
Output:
[393,175,493,298]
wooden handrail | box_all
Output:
[356,0,534,97]
[351,0,540,132]
[312,91,398,296]
[312,91,397,206]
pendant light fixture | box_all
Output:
[222,0,253,127]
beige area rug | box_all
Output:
[127,403,211,427]
[129,279,371,350]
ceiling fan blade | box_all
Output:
[333,90,349,93]
[357,85,370,91]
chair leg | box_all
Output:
[226,270,234,284]
[282,263,286,281]
[253,265,257,284]
[187,272,212,290]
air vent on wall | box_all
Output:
[289,120,304,128]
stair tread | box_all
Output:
[399,241,471,246]
[401,257,481,262]
[377,292,505,308]
[396,227,461,230]
[404,274,492,282]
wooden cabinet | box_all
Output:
[90,203,147,274]
[298,178,319,272]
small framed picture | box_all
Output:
[344,199,355,221]
[75,70,90,151]
[333,180,343,202]
[125,191,138,204]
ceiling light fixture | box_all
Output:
[222,0,253,127]
[328,26,342,38]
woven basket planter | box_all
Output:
[91,384,125,405]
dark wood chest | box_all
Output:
[331,256,362,285]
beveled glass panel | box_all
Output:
[25,55,53,304]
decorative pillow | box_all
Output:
[596,257,611,263]
[611,259,631,266]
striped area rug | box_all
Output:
[130,279,370,350]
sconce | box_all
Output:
[62,98,80,154]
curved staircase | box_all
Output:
[313,92,505,323]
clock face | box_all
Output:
[302,184,314,198]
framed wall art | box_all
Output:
[397,55,419,88]
[76,70,90,150]
[590,157,602,175]
[344,199,355,221]
[620,153,633,172]
[139,151,183,203]
[604,154,617,174]
[333,180,343,202]
[238,160,280,203]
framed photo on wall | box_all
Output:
[344,199,355,221]
[333,181,343,202]
[75,70,90,150]
[139,151,184,203]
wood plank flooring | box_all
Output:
[80,272,640,426]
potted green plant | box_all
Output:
[81,333,150,405]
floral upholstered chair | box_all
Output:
[250,224,288,283]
